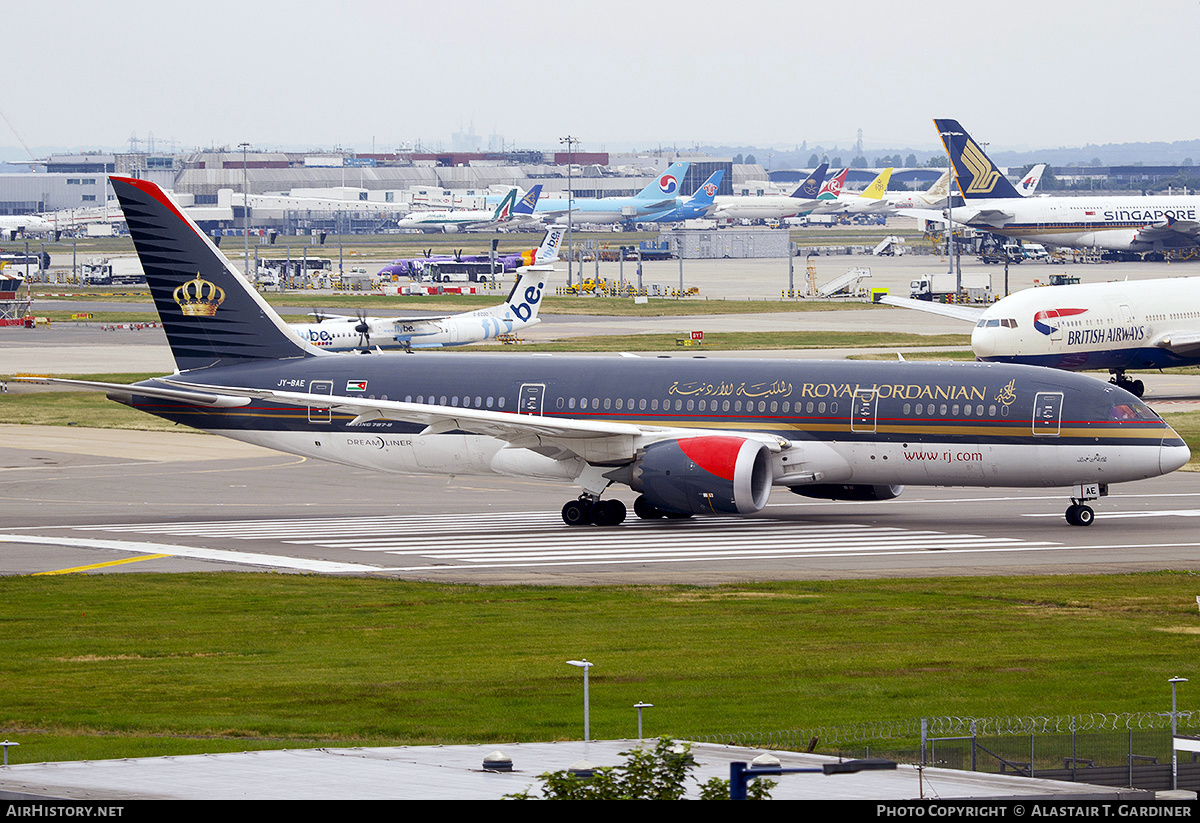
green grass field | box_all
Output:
[1,573,1198,764]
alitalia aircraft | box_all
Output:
[23,177,1189,528]
[937,119,1200,253]
[396,184,543,233]
[291,228,562,351]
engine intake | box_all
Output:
[630,436,772,515]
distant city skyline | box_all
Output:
[4,0,1197,160]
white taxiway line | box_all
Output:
[0,535,385,574]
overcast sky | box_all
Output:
[4,0,1197,159]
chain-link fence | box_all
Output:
[695,713,1200,792]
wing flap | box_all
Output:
[878,296,986,323]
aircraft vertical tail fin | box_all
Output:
[108,176,316,372]
[514,184,543,216]
[790,162,828,199]
[1019,164,1047,196]
[636,161,690,199]
[687,170,724,206]
[533,226,564,264]
[818,168,848,199]
[934,119,1023,200]
[860,168,893,200]
[491,188,519,220]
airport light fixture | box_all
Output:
[559,135,579,286]
[566,658,593,745]
[1170,676,1188,791]
[634,701,653,740]
[239,142,250,278]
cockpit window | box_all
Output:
[976,318,1017,329]
[1111,403,1160,422]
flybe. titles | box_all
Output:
[1067,326,1146,346]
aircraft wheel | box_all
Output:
[1132,380,1145,398]
[634,495,665,520]
[592,499,627,527]
[1066,504,1095,527]
[562,499,593,527]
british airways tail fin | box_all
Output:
[790,162,828,199]
[514,184,543,216]
[934,119,1023,200]
[109,176,316,372]
[636,161,690,199]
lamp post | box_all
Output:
[566,658,593,749]
[239,142,251,278]
[1171,676,1188,791]
[634,701,653,740]
[559,135,579,286]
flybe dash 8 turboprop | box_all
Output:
[937,119,1200,254]
[291,228,562,351]
[22,176,1188,529]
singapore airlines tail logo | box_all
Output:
[961,140,1001,194]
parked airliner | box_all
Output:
[396,185,542,233]
[706,164,829,222]
[938,119,1200,253]
[22,177,1189,529]
[292,228,562,350]
[529,162,691,226]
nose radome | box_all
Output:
[1161,428,1191,475]
[971,326,996,358]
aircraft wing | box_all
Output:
[1153,330,1200,357]
[12,377,254,407]
[161,380,788,463]
[1136,218,1200,245]
[877,296,986,323]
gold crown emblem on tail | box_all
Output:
[173,273,226,316]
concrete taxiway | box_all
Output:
[4,252,1200,583]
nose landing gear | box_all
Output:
[1065,482,1105,526]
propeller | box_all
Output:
[423,248,433,259]
[354,310,371,350]
[454,248,463,262]
[311,308,327,324]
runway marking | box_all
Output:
[0,535,386,574]
[1023,509,1200,519]
[64,514,1064,572]
[32,553,172,575]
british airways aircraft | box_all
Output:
[24,177,1189,528]
[885,275,1200,398]
[937,119,1200,254]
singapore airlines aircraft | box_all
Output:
[291,228,563,351]
[885,274,1200,398]
[937,119,1200,253]
[22,177,1189,528]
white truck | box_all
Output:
[909,272,992,302]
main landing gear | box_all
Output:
[562,495,627,527]
[1065,483,1106,527]
[1109,370,1145,398]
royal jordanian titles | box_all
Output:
[937,119,1200,253]
[21,178,1189,529]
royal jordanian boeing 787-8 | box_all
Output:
[21,177,1189,528]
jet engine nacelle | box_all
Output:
[630,436,772,515]
[789,483,905,501]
